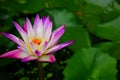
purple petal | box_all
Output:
[0,32,23,46]
[13,21,28,42]
[0,49,29,59]
[29,42,42,56]
[30,42,36,52]
[42,16,47,24]
[48,25,65,47]
[19,39,26,47]
[13,21,24,33]
[33,14,40,30]
[43,16,50,27]
[42,41,48,51]
[17,46,28,54]
[21,56,37,62]
[44,17,52,41]
[38,54,56,63]
[33,14,43,38]
[34,50,41,56]
[22,23,27,33]
[46,40,74,54]
[26,17,35,38]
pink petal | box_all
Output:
[38,54,56,63]
[42,16,52,41]
[13,21,28,42]
[48,25,65,47]
[30,42,36,52]
[43,16,50,26]
[0,32,23,46]
[19,39,27,47]
[33,14,40,30]
[17,46,28,54]
[0,49,29,59]
[42,41,48,52]
[34,50,41,56]
[42,16,47,24]
[22,23,27,33]
[46,40,74,54]
[26,17,35,38]
[21,56,37,62]
[33,14,43,38]
[44,20,52,41]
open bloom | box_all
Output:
[0,14,73,63]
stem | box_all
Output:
[38,62,44,80]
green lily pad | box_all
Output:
[96,42,120,60]
[94,16,120,41]
[64,48,117,80]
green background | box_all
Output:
[0,0,120,80]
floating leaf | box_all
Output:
[96,42,120,60]
[85,0,113,8]
[94,16,120,41]
[44,0,82,11]
[64,48,117,80]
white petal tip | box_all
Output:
[38,54,56,63]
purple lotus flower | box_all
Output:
[0,14,73,63]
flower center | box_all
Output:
[32,38,41,45]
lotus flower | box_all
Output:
[0,14,73,63]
